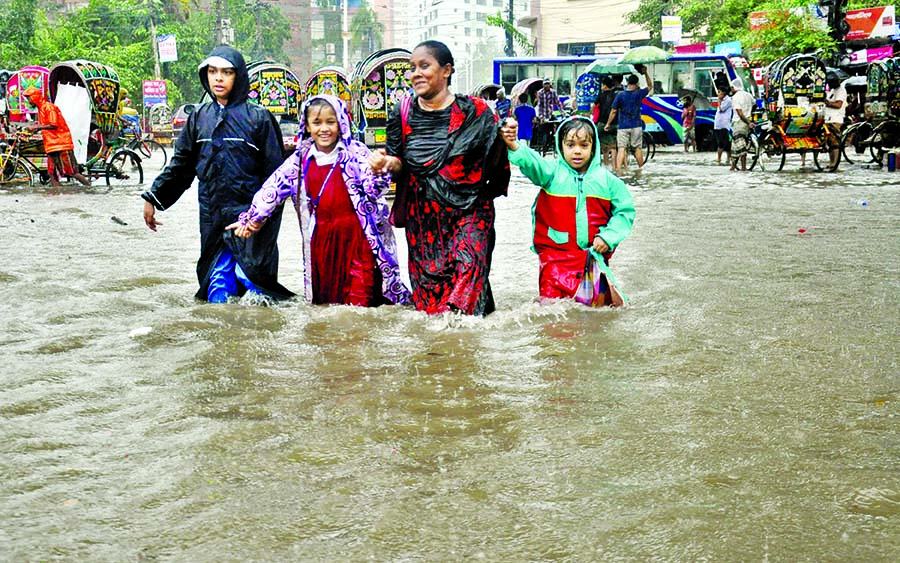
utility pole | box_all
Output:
[215,0,234,45]
[342,0,350,71]
[504,0,515,56]
[149,15,161,79]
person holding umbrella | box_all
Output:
[604,64,653,171]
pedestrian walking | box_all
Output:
[591,75,618,167]
[227,95,410,307]
[513,93,536,147]
[824,75,847,168]
[499,115,634,306]
[495,88,511,120]
[729,79,755,171]
[605,65,654,171]
[22,87,91,188]
[681,96,697,152]
[368,40,510,316]
[714,85,732,165]
[141,45,293,303]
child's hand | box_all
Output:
[592,235,609,253]
[500,117,519,150]
[369,149,393,175]
[225,219,262,239]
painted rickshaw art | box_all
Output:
[754,54,838,172]
[48,60,143,186]
[350,48,414,147]
[247,61,302,119]
[304,66,351,104]
[6,66,50,123]
[845,56,900,166]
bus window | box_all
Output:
[693,60,727,99]
[672,62,692,91]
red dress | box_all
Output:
[306,159,382,306]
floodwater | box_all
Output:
[1,151,899,562]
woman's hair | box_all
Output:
[304,98,334,122]
[557,118,596,159]
[415,40,455,85]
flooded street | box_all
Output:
[2,150,899,562]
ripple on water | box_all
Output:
[845,488,900,517]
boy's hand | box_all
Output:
[499,117,519,150]
[592,235,609,253]
[143,201,163,232]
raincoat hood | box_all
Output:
[198,45,250,107]
[553,115,602,174]
[297,94,353,150]
[23,86,44,105]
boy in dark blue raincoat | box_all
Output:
[141,45,293,302]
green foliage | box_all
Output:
[626,0,845,64]
[350,0,384,60]
[485,12,535,56]
[0,0,289,109]
[0,0,39,67]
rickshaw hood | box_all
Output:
[198,45,250,107]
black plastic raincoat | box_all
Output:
[141,46,293,300]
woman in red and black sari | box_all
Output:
[370,40,510,316]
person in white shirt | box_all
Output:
[729,78,756,171]
[823,76,847,167]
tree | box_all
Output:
[0,0,39,68]
[349,0,384,63]
[626,0,840,64]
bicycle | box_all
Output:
[122,118,168,168]
[82,130,144,187]
[0,129,49,187]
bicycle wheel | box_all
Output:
[106,149,144,187]
[760,131,786,171]
[841,122,873,165]
[813,131,841,172]
[141,140,168,168]
[1,157,35,186]
[747,134,761,170]
[642,132,655,160]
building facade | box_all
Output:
[519,0,648,57]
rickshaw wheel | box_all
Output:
[39,171,51,185]
[813,147,840,172]
[1,157,35,187]
[760,131,786,171]
[841,122,874,165]
[106,149,144,187]
[813,129,841,172]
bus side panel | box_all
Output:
[641,96,716,144]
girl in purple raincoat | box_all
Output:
[228,95,410,306]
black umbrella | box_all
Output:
[826,67,849,82]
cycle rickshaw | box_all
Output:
[349,48,414,148]
[841,56,900,166]
[755,53,839,172]
[49,60,144,186]
[303,66,351,105]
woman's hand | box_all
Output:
[592,235,609,254]
[369,149,399,176]
[500,117,519,150]
[225,219,262,239]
